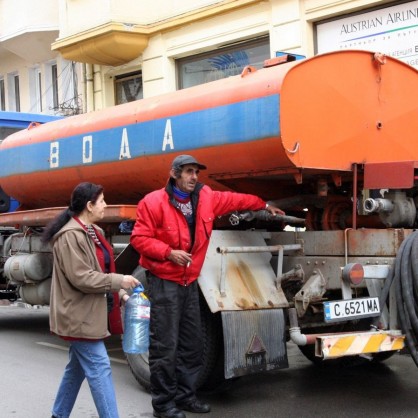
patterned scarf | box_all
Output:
[86,224,101,245]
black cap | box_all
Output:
[171,154,207,170]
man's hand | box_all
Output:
[167,249,192,266]
[265,203,285,216]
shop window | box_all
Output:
[177,37,270,89]
[115,71,143,104]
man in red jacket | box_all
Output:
[130,154,284,418]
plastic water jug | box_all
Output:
[122,284,150,354]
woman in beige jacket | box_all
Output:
[42,182,139,418]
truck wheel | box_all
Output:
[125,291,225,391]
[126,352,151,391]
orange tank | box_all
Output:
[0,50,417,210]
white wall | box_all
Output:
[0,0,402,112]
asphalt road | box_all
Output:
[1,303,418,418]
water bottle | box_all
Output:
[123,284,150,354]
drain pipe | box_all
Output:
[289,307,317,346]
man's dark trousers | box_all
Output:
[148,274,203,413]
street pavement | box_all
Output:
[1,303,418,418]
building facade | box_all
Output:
[0,0,416,115]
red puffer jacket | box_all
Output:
[130,180,266,285]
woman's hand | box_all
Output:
[121,275,140,290]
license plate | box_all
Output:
[324,297,380,323]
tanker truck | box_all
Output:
[1,49,417,389]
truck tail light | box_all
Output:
[343,263,364,286]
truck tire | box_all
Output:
[125,291,225,392]
[126,352,151,390]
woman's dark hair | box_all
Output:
[41,182,104,243]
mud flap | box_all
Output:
[221,309,288,379]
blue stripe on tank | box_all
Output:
[0,95,280,177]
